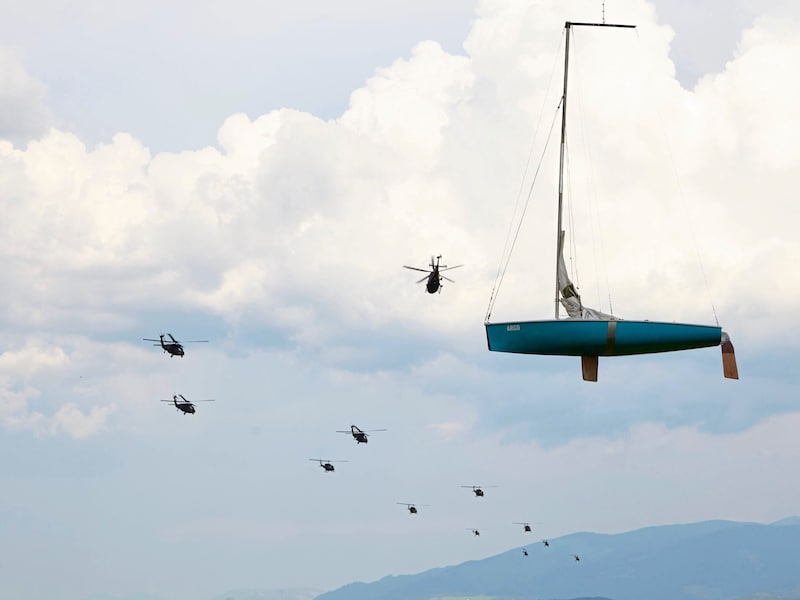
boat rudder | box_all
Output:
[721,331,739,379]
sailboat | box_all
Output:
[483,21,738,382]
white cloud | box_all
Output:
[0,47,51,145]
[0,338,130,438]
[0,0,797,440]
[48,402,115,439]
[7,3,794,353]
[3,4,799,599]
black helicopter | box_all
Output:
[403,255,462,294]
[397,502,428,514]
[522,548,529,556]
[309,459,347,472]
[160,394,215,415]
[513,522,533,532]
[462,485,498,497]
[573,554,581,562]
[467,528,480,536]
[336,425,387,444]
[542,539,550,547]
[143,333,208,357]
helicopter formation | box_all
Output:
[140,296,587,564]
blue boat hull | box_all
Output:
[485,319,721,357]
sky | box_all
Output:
[0,0,799,599]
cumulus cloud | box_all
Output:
[0,0,795,355]
[0,393,115,439]
[438,410,800,541]
[48,402,115,438]
[0,338,124,438]
[0,0,797,439]
[0,48,51,145]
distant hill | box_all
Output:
[80,594,166,600]
[210,589,321,600]
[771,516,800,527]
[314,519,800,600]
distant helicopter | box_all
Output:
[309,459,347,472]
[573,554,581,562]
[397,502,429,514]
[403,255,462,294]
[513,521,541,532]
[522,548,529,556]
[160,394,215,415]
[336,425,387,444]
[542,539,550,547]
[143,333,208,357]
[461,485,498,497]
[467,528,480,536]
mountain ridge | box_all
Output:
[314,518,800,600]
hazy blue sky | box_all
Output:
[1,1,799,599]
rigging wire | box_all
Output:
[485,30,566,322]
[564,141,580,290]
[485,102,563,322]
[632,29,720,326]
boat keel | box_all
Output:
[581,355,598,382]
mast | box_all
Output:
[555,24,571,318]
[554,21,635,319]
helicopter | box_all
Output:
[143,333,208,357]
[336,425,387,444]
[397,502,428,514]
[160,394,215,414]
[513,521,541,532]
[403,255,462,294]
[542,539,550,547]
[573,554,581,562]
[467,528,480,536]
[309,459,347,472]
[461,485,498,497]
[522,548,529,556]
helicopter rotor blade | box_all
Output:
[439,264,463,272]
[167,334,178,343]
[403,266,432,273]
[416,276,429,284]
[441,276,456,283]
[182,340,209,343]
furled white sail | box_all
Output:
[557,231,618,320]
